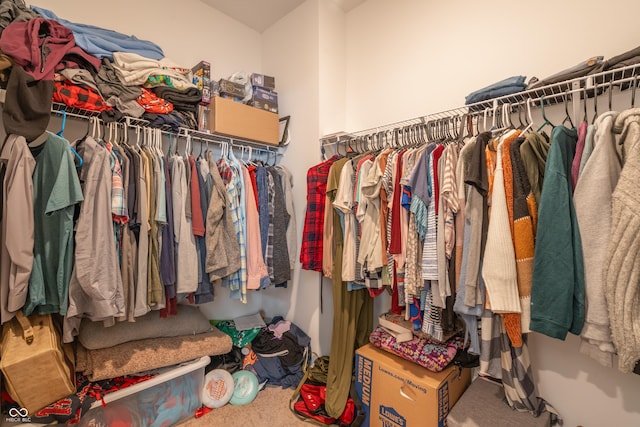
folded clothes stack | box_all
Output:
[589,45,640,87]
[31,5,165,60]
[0,4,202,128]
[527,56,604,89]
[464,75,527,106]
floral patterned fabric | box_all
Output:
[369,324,463,372]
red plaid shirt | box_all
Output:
[53,81,112,112]
[300,155,339,271]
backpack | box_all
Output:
[289,355,364,427]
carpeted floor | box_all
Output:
[178,386,309,427]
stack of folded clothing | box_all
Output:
[589,45,640,87]
[464,75,527,107]
[0,4,202,128]
[527,56,604,90]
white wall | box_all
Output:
[344,1,640,426]
[261,0,338,356]
[345,0,640,131]
[26,0,267,320]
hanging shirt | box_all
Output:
[194,159,213,304]
[26,132,84,318]
[119,147,137,321]
[574,112,621,367]
[441,144,459,260]
[360,155,384,275]
[276,165,297,271]
[256,165,270,260]
[531,126,584,341]
[268,167,291,286]
[205,150,241,282]
[189,155,206,237]
[300,155,338,272]
[243,166,269,290]
[0,134,36,324]
[144,151,162,307]
[65,135,124,342]
[219,158,247,301]
[134,150,150,316]
[264,168,276,285]
[171,155,198,294]
[160,156,176,303]
[333,159,356,282]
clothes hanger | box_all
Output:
[112,122,118,144]
[582,87,589,123]
[631,75,639,109]
[482,107,491,133]
[591,82,599,124]
[607,80,614,113]
[247,146,258,166]
[537,96,554,132]
[184,134,192,158]
[515,101,525,129]
[56,110,67,138]
[166,132,174,155]
[134,126,141,150]
[501,103,510,129]
[55,110,83,167]
[520,98,535,134]
[562,90,574,128]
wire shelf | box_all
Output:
[320,62,640,146]
[50,102,283,156]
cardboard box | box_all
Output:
[192,60,211,105]
[251,73,275,90]
[209,96,279,145]
[219,79,246,99]
[355,344,470,427]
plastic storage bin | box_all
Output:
[77,356,210,427]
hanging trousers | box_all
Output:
[325,195,374,418]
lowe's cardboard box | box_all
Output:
[355,344,470,427]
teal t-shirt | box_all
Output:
[25,133,84,316]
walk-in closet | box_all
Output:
[0,1,639,426]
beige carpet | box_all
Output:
[178,386,310,427]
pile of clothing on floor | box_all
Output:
[210,316,311,389]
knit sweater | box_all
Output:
[574,112,621,368]
[510,136,537,337]
[604,108,640,373]
[530,126,584,340]
[481,140,520,316]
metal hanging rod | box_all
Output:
[320,62,640,146]
[50,102,283,155]
[178,127,282,157]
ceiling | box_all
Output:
[201,0,366,33]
